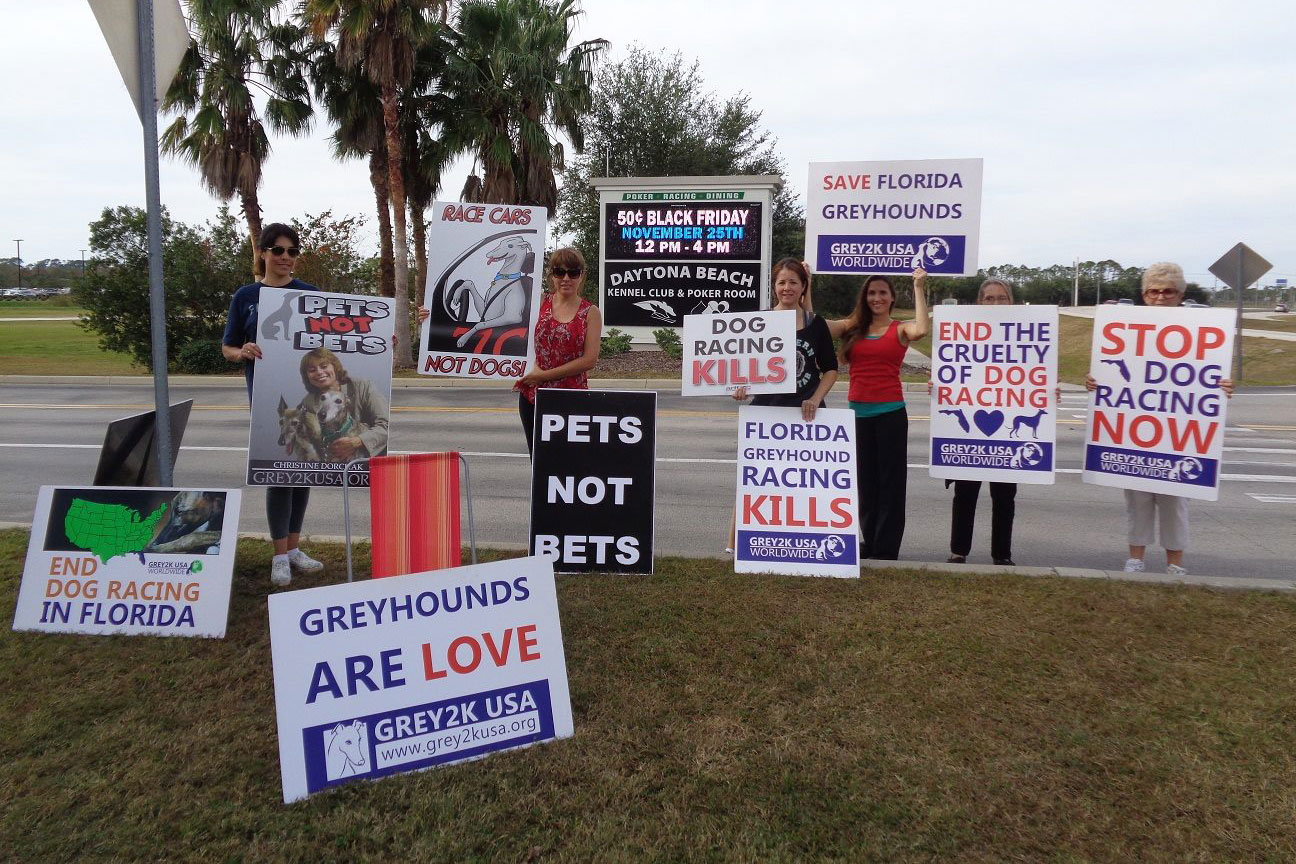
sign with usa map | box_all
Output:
[13,486,242,638]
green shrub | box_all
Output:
[175,339,233,374]
[653,327,682,359]
[601,327,632,356]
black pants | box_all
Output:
[855,408,908,559]
[949,480,1017,560]
[266,487,310,541]
[519,392,536,457]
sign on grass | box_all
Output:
[12,486,241,638]
[419,202,546,380]
[248,288,395,487]
[735,406,859,577]
[268,556,573,803]
[681,309,796,397]
[1083,306,1234,501]
[529,389,656,574]
[805,158,983,276]
[929,305,1058,483]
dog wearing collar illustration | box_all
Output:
[450,236,533,348]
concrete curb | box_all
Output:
[3,521,1284,593]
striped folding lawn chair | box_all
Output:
[343,453,477,581]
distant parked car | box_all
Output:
[1276,303,1289,313]
[1183,300,1210,308]
[1116,298,1134,305]
[1102,299,1119,305]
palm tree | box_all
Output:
[303,0,445,367]
[442,0,606,213]
[161,0,313,271]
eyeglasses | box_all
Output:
[264,245,301,257]
[552,267,582,278]
[1143,288,1181,297]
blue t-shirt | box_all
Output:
[222,279,316,397]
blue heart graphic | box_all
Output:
[973,409,1005,437]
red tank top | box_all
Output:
[847,320,906,403]
[514,294,592,403]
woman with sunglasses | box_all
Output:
[943,278,1020,565]
[221,223,324,588]
[514,247,602,454]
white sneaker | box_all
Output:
[289,548,325,573]
[1123,558,1145,573]
[1166,564,1188,577]
[271,556,292,587]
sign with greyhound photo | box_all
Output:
[13,486,242,638]
[805,158,984,276]
[419,202,547,380]
[268,555,573,803]
[735,406,860,577]
[1083,305,1233,501]
[247,289,395,488]
[929,304,1058,484]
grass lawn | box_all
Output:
[1242,315,1296,333]
[4,530,1296,861]
[0,302,87,318]
[0,320,140,375]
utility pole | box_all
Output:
[1072,258,1079,307]
[80,249,87,280]
[13,239,22,288]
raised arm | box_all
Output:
[899,267,929,344]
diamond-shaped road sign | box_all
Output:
[1209,243,1272,291]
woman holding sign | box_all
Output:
[824,269,930,559]
[1084,262,1233,576]
[944,278,1019,565]
[221,223,325,588]
[732,258,839,418]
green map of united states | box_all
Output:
[64,499,168,562]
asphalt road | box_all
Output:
[0,379,1292,581]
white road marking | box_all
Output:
[1247,494,1296,504]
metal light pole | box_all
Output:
[137,0,174,486]
[1072,258,1079,307]
[13,239,22,288]
[80,249,87,279]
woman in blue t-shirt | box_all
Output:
[221,223,324,588]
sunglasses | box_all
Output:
[551,266,582,278]
[1143,288,1180,297]
[264,245,302,257]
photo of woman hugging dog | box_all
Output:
[278,348,389,463]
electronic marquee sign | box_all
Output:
[591,176,781,341]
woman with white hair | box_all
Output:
[1085,262,1233,575]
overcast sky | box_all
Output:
[3,0,1293,285]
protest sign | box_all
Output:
[1083,306,1234,501]
[247,288,395,488]
[268,555,572,803]
[929,305,1058,483]
[805,158,983,276]
[13,486,241,638]
[735,406,859,577]
[681,309,797,397]
[419,201,546,380]
[529,389,656,574]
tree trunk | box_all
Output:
[241,188,263,277]
[411,202,428,307]
[382,82,413,367]
[370,149,395,298]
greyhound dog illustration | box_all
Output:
[1009,408,1048,439]
[324,720,368,780]
[451,237,533,349]
[1100,358,1131,382]
[259,291,302,341]
[814,535,847,561]
[939,408,970,434]
[632,299,677,323]
[278,395,323,461]
[1008,442,1043,469]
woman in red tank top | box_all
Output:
[514,247,603,455]
[822,269,930,559]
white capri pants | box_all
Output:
[1124,490,1189,551]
